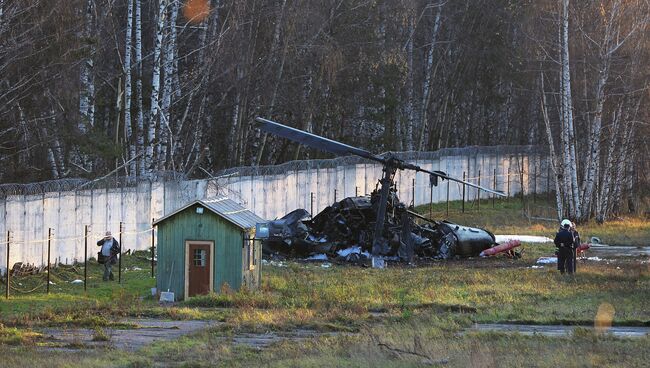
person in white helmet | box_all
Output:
[554,219,575,274]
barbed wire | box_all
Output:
[218,145,547,177]
[0,171,187,197]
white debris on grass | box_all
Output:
[586,256,604,261]
[70,279,84,284]
[321,263,332,268]
[132,267,143,271]
[337,246,371,258]
[48,281,56,285]
[496,235,553,243]
[529,265,545,269]
[262,259,287,267]
[536,257,557,264]
[305,254,328,261]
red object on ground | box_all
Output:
[479,240,521,257]
[576,243,591,252]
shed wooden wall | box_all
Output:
[156,204,243,298]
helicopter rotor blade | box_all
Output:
[412,165,506,197]
[255,117,385,164]
[256,117,505,197]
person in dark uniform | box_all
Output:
[570,222,580,273]
[554,219,575,275]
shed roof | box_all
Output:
[153,198,266,230]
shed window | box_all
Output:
[193,249,206,267]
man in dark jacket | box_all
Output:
[97,231,120,281]
[554,219,575,275]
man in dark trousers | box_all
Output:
[554,219,575,275]
[570,222,581,273]
[97,231,120,281]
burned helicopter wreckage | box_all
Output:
[264,184,498,261]
[255,117,506,264]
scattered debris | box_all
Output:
[262,260,287,267]
[536,257,558,264]
[264,189,497,263]
[305,254,328,261]
[11,262,44,276]
[479,240,521,257]
[70,279,84,284]
[494,235,552,243]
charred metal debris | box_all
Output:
[263,184,498,263]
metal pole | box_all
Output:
[47,228,52,294]
[493,168,497,208]
[477,170,481,212]
[547,167,551,202]
[355,186,359,196]
[118,222,123,284]
[412,178,415,207]
[520,171,525,207]
[151,218,155,278]
[462,171,466,213]
[5,231,9,299]
[507,169,511,198]
[446,179,450,217]
[334,189,337,202]
[429,184,433,218]
[310,192,314,217]
[84,225,88,292]
[532,166,537,204]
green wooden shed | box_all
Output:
[153,198,265,300]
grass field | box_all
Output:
[0,203,648,367]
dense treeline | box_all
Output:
[0,0,647,221]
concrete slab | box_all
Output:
[39,319,219,351]
[470,323,650,338]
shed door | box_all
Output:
[188,243,211,297]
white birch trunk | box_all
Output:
[540,72,564,220]
[595,104,622,222]
[124,0,135,175]
[255,0,288,165]
[417,4,442,151]
[159,0,176,170]
[147,0,167,172]
[41,126,59,179]
[560,0,581,219]
[135,0,145,175]
[78,0,95,134]
[404,11,415,151]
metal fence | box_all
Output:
[0,145,552,277]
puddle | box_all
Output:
[36,319,339,352]
[587,245,650,257]
[226,329,340,349]
[470,324,650,338]
[38,319,219,351]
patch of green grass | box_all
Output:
[414,197,650,246]
[91,327,110,342]
[0,206,647,366]
[0,325,43,345]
